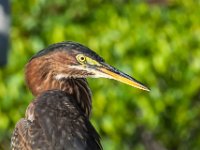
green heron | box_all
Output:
[11,41,149,150]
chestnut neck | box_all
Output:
[25,57,92,118]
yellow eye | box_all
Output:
[76,54,86,63]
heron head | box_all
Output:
[26,41,150,92]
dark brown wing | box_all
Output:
[11,90,102,150]
[11,119,32,150]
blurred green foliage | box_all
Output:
[0,0,200,149]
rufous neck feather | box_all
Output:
[25,56,92,117]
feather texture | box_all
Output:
[11,90,102,150]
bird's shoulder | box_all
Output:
[11,90,102,150]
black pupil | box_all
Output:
[80,56,85,61]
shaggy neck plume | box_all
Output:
[25,57,92,117]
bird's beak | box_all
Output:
[97,62,150,91]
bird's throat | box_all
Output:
[25,60,92,118]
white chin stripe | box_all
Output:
[89,72,113,79]
[69,65,113,79]
[55,74,69,80]
[56,66,113,79]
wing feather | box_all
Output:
[11,90,102,150]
